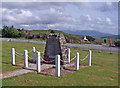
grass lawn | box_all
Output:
[2,41,118,86]
[2,41,45,72]
[5,37,46,42]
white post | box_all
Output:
[32,47,35,62]
[24,50,28,68]
[11,48,15,65]
[88,50,92,66]
[37,52,41,72]
[56,55,60,77]
[75,52,79,71]
[67,48,70,63]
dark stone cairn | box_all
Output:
[44,33,68,65]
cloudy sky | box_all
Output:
[1,2,118,35]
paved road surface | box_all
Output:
[66,43,119,52]
[1,38,119,53]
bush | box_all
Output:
[12,28,21,38]
[86,36,95,41]
[2,25,22,38]
[2,25,9,37]
[114,41,120,47]
[50,30,55,33]
[18,32,22,37]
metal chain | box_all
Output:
[28,49,32,53]
[15,53,23,57]
[60,59,69,63]
[80,54,88,62]
[15,51,24,56]
[36,51,44,54]
[71,52,75,56]
[70,56,76,61]
[42,59,55,63]
[41,51,44,53]
[36,48,44,54]
[28,56,32,59]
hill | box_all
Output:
[62,30,113,39]
[101,35,120,40]
[25,29,107,44]
[25,30,90,44]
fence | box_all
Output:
[60,49,92,69]
[11,47,92,77]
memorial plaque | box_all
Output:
[44,33,68,65]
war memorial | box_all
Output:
[9,33,92,77]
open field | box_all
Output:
[6,37,46,42]
[2,41,118,86]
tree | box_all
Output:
[2,25,9,37]
[50,30,55,33]
[2,25,22,38]
[8,28,13,37]
[86,36,95,41]
[12,28,21,37]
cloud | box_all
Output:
[2,2,65,11]
[106,17,112,25]
[81,14,92,22]
[1,2,117,34]
[2,8,38,25]
[106,2,112,6]
[72,2,118,12]
[95,17,102,24]
[71,2,94,10]
[20,10,32,16]
[97,2,118,12]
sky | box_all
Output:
[1,1,118,35]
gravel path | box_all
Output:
[1,38,119,52]
[0,63,76,79]
[0,63,55,79]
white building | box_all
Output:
[83,36,88,41]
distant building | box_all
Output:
[83,36,88,41]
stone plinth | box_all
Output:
[44,33,68,65]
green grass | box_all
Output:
[2,41,118,86]
[5,37,46,41]
[2,41,45,72]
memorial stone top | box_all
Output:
[44,33,68,65]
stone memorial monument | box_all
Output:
[44,33,68,65]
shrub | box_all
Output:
[86,36,95,41]
[12,28,21,37]
[50,30,55,33]
[2,25,22,38]
[114,41,120,47]
[2,25,9,37]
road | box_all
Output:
[1,38,119,53]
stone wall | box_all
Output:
[44,33,68,65]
